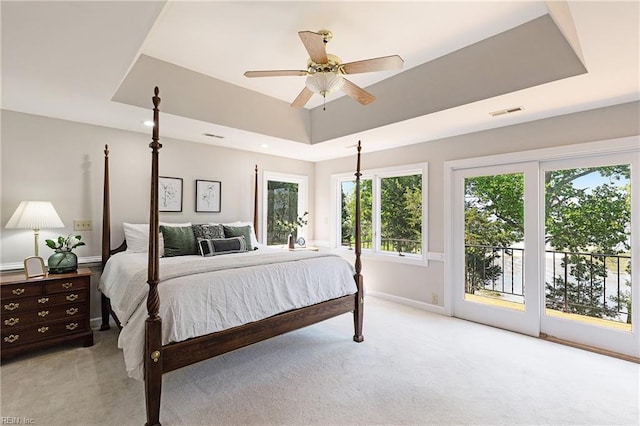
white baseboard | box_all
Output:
[368,290,448,316]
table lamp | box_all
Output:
[5,201,65,257]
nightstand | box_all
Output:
[1,267,93,361]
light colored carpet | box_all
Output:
[1,297,638,425]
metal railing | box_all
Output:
[342,238,421,255]
[465,245,631,323]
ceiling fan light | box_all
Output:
[305,72,344,97]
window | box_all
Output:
[263,172,308,245]
[335,163,427,264]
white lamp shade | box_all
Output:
[305,72,344,96]
[5,201,65,230]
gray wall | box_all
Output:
[2,102,639,322]
[314,101,640,308]
[1,109,314,320]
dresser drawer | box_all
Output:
[45,276,89,294]
[2,303,87,328]
[1,282,42,299]
[2,290,87,314]
[2,318,89,346]
[1,268,93,360]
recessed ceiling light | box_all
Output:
[260,143,269,148]
[143,120,154,127]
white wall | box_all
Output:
[2,102,639,322]
[314,101,640,309]
[1,109,314,319]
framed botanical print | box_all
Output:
[196,179,221,212]
[159,176,183,212]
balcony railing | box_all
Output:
[342,238,421,255]
[465,245,631,324]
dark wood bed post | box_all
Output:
[145,87,163,426]
[254,164,259,240]
[353,141,364,342]
[100,145,112,331]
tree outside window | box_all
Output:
[339,165,426,260]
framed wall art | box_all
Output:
[159,176,183,212]
[196,179,221,213]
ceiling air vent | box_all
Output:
[203,133,224,139]
[489,106,524,117]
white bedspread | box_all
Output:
[99,247,357,380]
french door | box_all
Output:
[452,162,540,336]
[540,154,638,356]
[449,141,639,358]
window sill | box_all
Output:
[335,247,428,267]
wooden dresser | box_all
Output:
[1,267,93,360]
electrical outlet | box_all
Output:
[73,220,92,231]
[432,293,439,304]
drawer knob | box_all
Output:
[65,294,79,302]
[11,288,25,295]
[38,310,50,317]
[38,326,49,333]
[62,282,73,289]
[4,302,19,311]
[65,322,79,331]
[66,307,79,316]
[4,318,19,326]
[3,334,19,343]
[38,297,49,304]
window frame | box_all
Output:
[332,162,428,266]
[262,171,309,246]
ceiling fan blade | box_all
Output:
[244,70,307,78]
[298,31,328,64]
[341,78,375,105]
[341,55,404,75]
[291,87,314,108]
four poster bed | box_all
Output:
[98,87,365,426]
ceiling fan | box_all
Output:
[244,30,404,108]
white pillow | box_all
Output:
[123,222,192,255]
[216,221,259,249]
[122,223,150,253]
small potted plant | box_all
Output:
[45,234,86,274]
[277,212,308,249]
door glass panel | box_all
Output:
[266,180,298,245]
[464,173,525,309]
[544,165,632,330]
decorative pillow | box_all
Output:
[159,222,191,257]
[192,224,224,240]
[222,224,254,251]
[160,222,192,228]
[160,225,198,257]
[198,236,247,257]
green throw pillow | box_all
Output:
[160,226,198,257]
[222,225,254,251]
